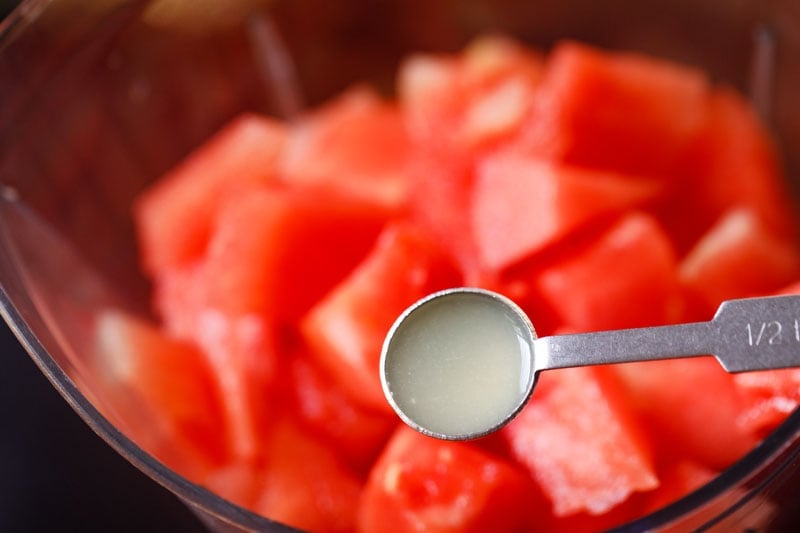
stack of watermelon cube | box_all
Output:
[93,36,800,532]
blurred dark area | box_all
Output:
[0,1,15,19]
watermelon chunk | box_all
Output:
[514,40,709,179]
[301,222,459,412]
[288,354,398,473]
[472,152,663,271]
[503,366,657,517]
[399,34,544,151]
[612,357,758,469]
[663,88,795,250]
[359,426,543,532]
[203,419,363,533]
[153,183,390,458]
[399,35,544,281]
[134,113,287,274]
[155,183,392,331]
[252,420,363,533]
[529,212,683,332]
[279,86,412,211]
[94,310,228,480]
[679,208,800,314]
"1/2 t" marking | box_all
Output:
[747,321,783,346]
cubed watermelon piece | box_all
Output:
[734,368,800,439]
[455,35,545,148]
[358,426,543,532]
[134,113,287,274]
[399,34,543,151]
[406,150,484,281]
[204,419,363,533]
[529,212,683,332]
[399,36,544,281]
[253,420,363,532]
[94,310,228,480]
[472,152,663,271]
[289,354,398,473]
[503,366,657,517]
[679,208,800,314]
[301,222,459,412]
[663,88,795,251]
[156,183,391,329]
[612,357,758,469]
[701,89,795,236]
[153,183,390,458]
[151,275,280,461]
[279,86,411,211]
[190,311,279,461]
[514,41,709,179]
[398,53,463,150]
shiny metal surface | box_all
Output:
[537,295,800,373]
[383,290,800,440]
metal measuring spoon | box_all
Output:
[380,287,800,441]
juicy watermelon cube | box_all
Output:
[399,34,543,151]
[153,183,390,459]
[528,212,684,332]
[612,357,759,469]
[288,353,398,473]
[359,426,544,532]
[679,208,800,314]
[514,40,709,179]
[502,366,658,517]
[399,35,544,281]
[301,222,459,412]
[94,310,229,480]
[472,151,663,271]
[134,113,287,274]
[663,88,795,250]
[203,419,363,533]
[279,86,412,211]
[155,183,391,330]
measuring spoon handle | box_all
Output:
[533,295,800,374]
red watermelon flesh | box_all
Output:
[472,151,663,271]
[134,114,287,274]
[513,40,710,179]
[279,86,412,211]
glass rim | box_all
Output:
[2,0,800,529]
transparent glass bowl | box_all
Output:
[3,0,800,530]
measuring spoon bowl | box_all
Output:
[380,288,538,441]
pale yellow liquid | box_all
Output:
[383,291,535,438]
